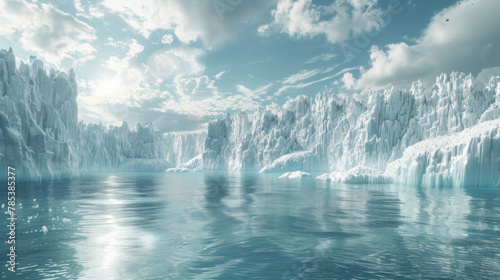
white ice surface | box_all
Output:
[278,171,311,179]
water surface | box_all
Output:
[2,172,500,279]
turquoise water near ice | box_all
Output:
[1,172,500,279]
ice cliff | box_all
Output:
[164,131,206,169]
[0,49,79,181]
[0,49,204,180]
[203,72,500,187]
[2,48,500,187]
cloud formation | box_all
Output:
[258,0,385,44]
[0,0,96,67]
[356,0,500,91]
[283,69,321,85]
[102,0,275,46]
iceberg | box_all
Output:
[278,171,311,179]
[316,166,392,184]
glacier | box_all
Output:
[0,49,205,181]
[386,119,500,188]
[2,48,500,187]
[203,71,500,187]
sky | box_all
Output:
[1,0,500,132]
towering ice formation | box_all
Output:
[2,48,500,187]
[0,49,203,180]
[203,72,500,187]
[0,49,79,181]
[386,119,500,188]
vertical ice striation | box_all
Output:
[0,49,79,181]
[203,72,500,187]
[0,49,205,180]
[2,48,500,187]
[164,130,206,169]
[386,119,500,188]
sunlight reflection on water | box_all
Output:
[2,172,500,279]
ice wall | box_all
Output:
[386,119,500,188]
[0,49,79,181]
[78,122,172,174]
[164,131,206,168]
[2,48,500,187]
[203,72,500,187]
[0,49,203,180]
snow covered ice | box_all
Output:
[316,166,392,184]
[278,171,311,179]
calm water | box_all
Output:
[1,172,500,279]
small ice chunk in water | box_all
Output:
[42,226,48,234]
[278,171,311,179]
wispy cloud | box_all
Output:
[275,67,358,96]
[283,69,321,84]
[305,53,337,64]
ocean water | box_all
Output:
[1,172,500,279]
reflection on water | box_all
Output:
[1,172,500,279]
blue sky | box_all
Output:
[1,0,499,132]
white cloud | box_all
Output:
[0,0,96,67]
[74,0,104,19]
[147,47,205,81]
[224,83,274,110]
[214,71,225,80]
[173,74,218,100]
[275,67,357,96]
[283,69,321,84]
[101,0,275,46]
[237,84,273,100]
[259,0,385,45]
[161,34,174,44]
[341,72,355,89]
[356,0,500,91]
[80,39,272,120]
[78,39,152,117]
[305,53,337,64]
